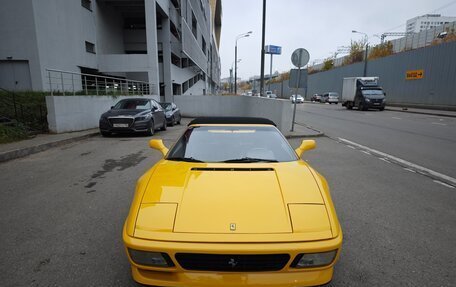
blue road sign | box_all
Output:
[265,45,282,55]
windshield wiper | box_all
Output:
[223,157,278,163]
[167,157,204,163]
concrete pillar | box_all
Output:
[145,0,160,96]
[161,17,173,102]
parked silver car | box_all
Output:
[322,92,339,104]
[290,94,304,103]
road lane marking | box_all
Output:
[404,168,416,173]
[392,117,402,120]
[338,137,456,187]
[433,180,455,189]
[346,145,356,149]
[361,151,371,155]
[380,158,391,163]
[431,122,447,126]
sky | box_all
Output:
[219,0,456,80]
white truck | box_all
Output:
[342,77,386,111]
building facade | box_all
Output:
[0,0,222,101]
[406,14,456,33]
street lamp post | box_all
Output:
[352,30,369,77]
[234,31,252,95]
[231,59,241,93]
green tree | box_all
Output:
[368,42,393,60]
[343,39,365,65]
[322,58,334,71]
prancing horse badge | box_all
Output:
[230,223,236,231]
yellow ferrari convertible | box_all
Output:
[123,117,342,287]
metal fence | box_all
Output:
[310,21,456,70]
[0,88,48,131]
[306,41,456,108]
[46,69,155,96]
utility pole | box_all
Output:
[259,0,266,97]
[229,68,233,93]
[268,53,273,92]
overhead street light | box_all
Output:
[234,31,252,95]
[352,30,369,77]
[230,59,242,93]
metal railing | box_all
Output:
[46,68,155,96]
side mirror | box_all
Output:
[295,140,316,158]
[149,139,169,156]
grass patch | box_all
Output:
[0,123,30,144]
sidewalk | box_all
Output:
[0,129,99,163]
[386,106,456,118]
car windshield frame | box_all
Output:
[166,125,299,163]
[113,99,150,110]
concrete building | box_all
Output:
[406,14,456,33]
[0,0,222,101]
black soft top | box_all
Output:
[188,117,276,127]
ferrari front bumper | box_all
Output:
[123,225,343,287]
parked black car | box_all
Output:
[99,98,166,136]
[160,102,181,126]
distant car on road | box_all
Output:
[99,98,166,137]
[267,93,278,99]
[290,94,304,103]
[160,102,181,126]
[322,92,339,104]
[311,94,322,102]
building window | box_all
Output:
[202,37,206,55]
[171,53,181,67]
[170,21,180,39]
[85,41,95,54]
[192,11,198,39]
[81,0,92,11]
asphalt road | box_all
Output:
[0,117,455,286]
[294,103,456,179]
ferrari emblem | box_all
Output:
[230,223,236,231]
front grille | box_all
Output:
[175,253,290,272]
[108,117,134,126]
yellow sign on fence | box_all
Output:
[406,69,424,80]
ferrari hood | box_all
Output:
[173,168,291,234]
[139,161,329,237]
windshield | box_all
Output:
[329,93,339,98]
[362,90,385,97]
[161,103,172,111]
[167,126,298,163]
[114,99,150,110]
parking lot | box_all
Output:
[1,112,455,286]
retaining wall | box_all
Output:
[46,95,159,133]
[174,95,293,135]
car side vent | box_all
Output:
[191,167,274,172]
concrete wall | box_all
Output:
[173,95,293,135]
[46,95,160,133]
[306,42,456,109]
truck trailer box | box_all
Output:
[342,77,379,102]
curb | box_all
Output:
[285,123,325,139]
[0,132,100,163]
[385,108,456,118]
[286,132,325,139]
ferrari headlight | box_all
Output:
[291,250,337,268]
[128,249,174,267]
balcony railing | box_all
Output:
[46,68,155,96]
